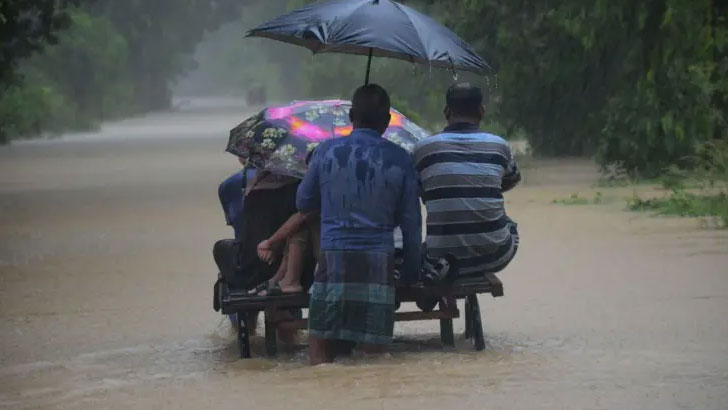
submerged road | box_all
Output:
[1,99,727,409]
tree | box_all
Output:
[411,0,727,175]
[88,0,246,110]
[0,0,80,86]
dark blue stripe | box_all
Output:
[455,236,515,269]
[416,152,508,172]
[427,216,509,236]
[423,186,503,202]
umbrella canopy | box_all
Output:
[226,100,429,178]
[247,0,494,83]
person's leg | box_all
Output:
[486,222,520,273]
[309,334,335,365]
[251,252,288,295]
[267,252,288,285]
[357,343,386,355]
[277,232,307,293]
[333,340,356,357]
[275,309,298,345]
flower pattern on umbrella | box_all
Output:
[226,100,430,178]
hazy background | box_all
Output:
[2,0,726,177]
[1,2,727,409]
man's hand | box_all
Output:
[257,239,276,264]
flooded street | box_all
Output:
[1,101,727,409]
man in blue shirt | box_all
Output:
[297,84,422,364]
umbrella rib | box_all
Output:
[390,1,429,60]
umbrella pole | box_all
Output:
[364,48,373,85]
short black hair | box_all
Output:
[350,84,391,129]
[445,82,484,118]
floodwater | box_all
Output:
[1,100,727,409]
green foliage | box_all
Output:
[0,80,74,142]
[28,10,135,124]
[627,138,728,227]
[414,0,728,175]
[660,165,688,190]
[0,0,80,85]
[1,0,247,142]
[0,10,134,141]
[3,0,728,180]
[628,190,728,228]
[596,0,722,177]
[693,139,728,191]
[552,192,604,205]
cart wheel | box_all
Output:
[466,295,485,351]
[238,312,251,358]
[464,297,472,339]
[439,298,455,348]
[265,318,278,357]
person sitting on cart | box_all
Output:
[256,150,321,295]
[414,83,520,279]
[215,160,259,304]
[296,84,422,365]
[213,170,301,290]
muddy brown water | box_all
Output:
[1,100,727,409]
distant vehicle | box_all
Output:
[246,85,266,107]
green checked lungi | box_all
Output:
[308,251,395,345]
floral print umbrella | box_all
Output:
[226,100,430,178]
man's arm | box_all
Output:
[501,144,521,192]
[396,158,423,282]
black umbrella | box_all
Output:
[247,0,494,84]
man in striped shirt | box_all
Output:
[414,83,520,278]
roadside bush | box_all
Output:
[0,81,74,142]
[627,139,728,228]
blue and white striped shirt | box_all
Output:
[414,123,520,275]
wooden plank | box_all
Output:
[260,308,462,331]
[484,273,504,297]
[394,309,460,322]
[220,273,504,313]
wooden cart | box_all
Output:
[215,273,503,358]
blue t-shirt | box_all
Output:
[297,128,422,277]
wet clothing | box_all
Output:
[297,128,422,344]
[218,168,256,240]
[248,173,299,192]
[309,251,395,344]
[297,128,422,277]
[414,123,521,276]
[214,182,305,289]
